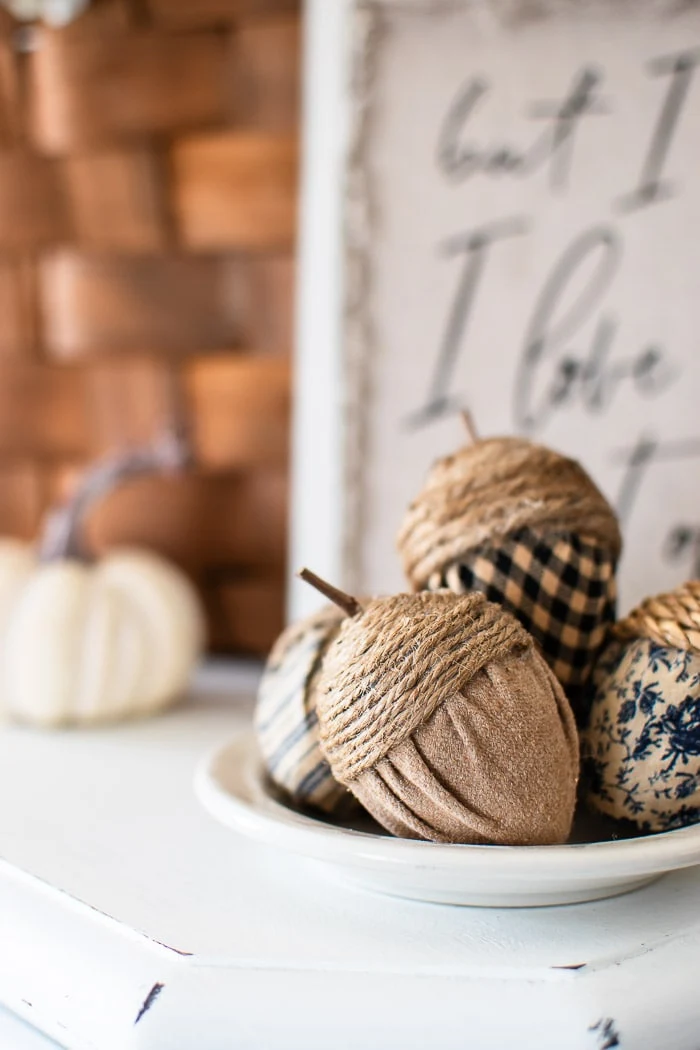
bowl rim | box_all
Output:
[194,729,700,883]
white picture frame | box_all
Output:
[290,0,700,620]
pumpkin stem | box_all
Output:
[297,568,363,618]
[38,428,190,563]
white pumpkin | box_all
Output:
[0,541,205,727]
[1,0,89,27]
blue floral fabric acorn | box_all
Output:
[582,582,700,832]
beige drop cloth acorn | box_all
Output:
[317,591,579,845]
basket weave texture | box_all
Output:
[0,0,300,652]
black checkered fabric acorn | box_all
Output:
[397,435,622,721]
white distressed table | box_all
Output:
[1,661,700,1050]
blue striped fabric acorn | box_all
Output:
[255,602,358,815]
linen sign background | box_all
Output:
[336,0,700,612]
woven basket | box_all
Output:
[0,0,299,652]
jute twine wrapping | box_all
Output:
[397,437,622,589]
[613,581,700,653]
[317,591,579,845]
[255,604,356,815]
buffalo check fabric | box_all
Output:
[428,527,617,714]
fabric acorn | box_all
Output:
[582,582,700,833]
[255,603,357,815]
[397,432,622,720]
[309,578,579,846]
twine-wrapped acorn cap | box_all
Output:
[314,586,579,845]
[398,436,622,589]
[613,581,700,651]
[397,433,622,714]
[255,602,357,815]
[583,581,700,832]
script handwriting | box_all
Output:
[437,67,608,191]
[405,216,530,430]
[617,48,700,212]
[514,225,675,434]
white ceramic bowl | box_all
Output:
[195,729,700,908]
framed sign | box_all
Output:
[291,0,700,619]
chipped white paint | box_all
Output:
[0,661,697,1048]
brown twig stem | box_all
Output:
[460,409,479,445]
[297,568,363,618]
